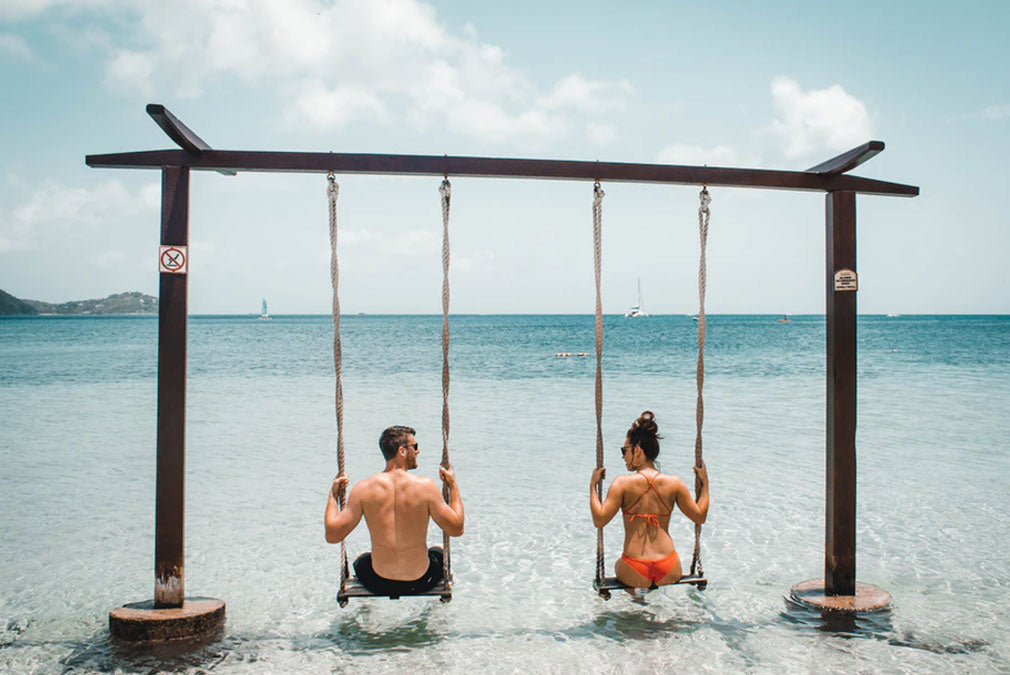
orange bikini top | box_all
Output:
[622,471,672,528]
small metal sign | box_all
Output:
[834,268,857,292]
[159,245,188,274]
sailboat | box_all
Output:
[259,299,270,320]
[624,278,649,318]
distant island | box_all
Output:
[0,289,158,315]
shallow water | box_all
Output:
[1,314,1008,672]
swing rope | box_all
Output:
[328,173,455,601]
[327,171,349,593]
[592,181,605,587]
[593,185,711,596]
[690,186,711,578]
[439,177,453,589]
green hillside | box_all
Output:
[0,290,158,315]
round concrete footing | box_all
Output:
[790,579,891,613]
[109,597,225,642]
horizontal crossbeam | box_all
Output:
[86,149,918,196]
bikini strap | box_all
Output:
[622,471,650,513]
[641,472,673,516]
[623,470,671,515]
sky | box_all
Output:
[0,0,1007,314]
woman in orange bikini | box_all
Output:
[589,411,709,589]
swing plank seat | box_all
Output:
[337,577,453,607]
[594,574,707,599]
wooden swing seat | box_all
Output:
[594,574,707,599]
[337,577,453,607]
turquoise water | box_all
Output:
[1,314,1009,672]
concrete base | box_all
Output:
[790,579,891,613]
[109,597,225,642]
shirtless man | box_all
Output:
[324,425,464,595]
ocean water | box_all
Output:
[1,314,1008,673]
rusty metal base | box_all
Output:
[109,597,225,642]
[789,579,891,613]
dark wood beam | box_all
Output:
[146,104,236,176]
[154,165,189,609]
[147,104,211,153]
[825,190,858,596]
[86,149,919,197]
[807,141,885,176]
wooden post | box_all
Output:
[825,190,857,596]
[155,165,189,608]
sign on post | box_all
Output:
[833,268,857,292]
[159,245,188,274]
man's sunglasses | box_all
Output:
[404,443,419,452]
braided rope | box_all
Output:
[690,186,711,578]
[327,172,349,588]
[438,178,453,587]
[592,181,605,586]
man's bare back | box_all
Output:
[324,427,464,586]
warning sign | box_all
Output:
[834,268,857,292]
[159,245,188,274]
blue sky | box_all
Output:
[1,1,1007,314]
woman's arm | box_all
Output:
[673,461,709,525]
[590,468,624,528]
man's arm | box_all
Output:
[324,475,364,543]
[590,468,623,528]
[429,466,464,537]
[673,461,709,525]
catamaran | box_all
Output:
[624,278,649,317]
[259,299,270,320]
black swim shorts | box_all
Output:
[353,546,445,597]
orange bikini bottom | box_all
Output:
[621,550,681,585]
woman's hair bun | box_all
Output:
[627,410,662,460]
[634,410,658,436]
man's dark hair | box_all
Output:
[379,425,416,460]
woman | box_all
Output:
[590,411,709,589]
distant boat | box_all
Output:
[259,299,270,321]
[776,316,792,323]
[624,278,649,318]
[886,313,900,318]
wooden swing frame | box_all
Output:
[86,104,918,615]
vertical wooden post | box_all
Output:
[825,190,857,596]
[155,165,189,608]
[110,165,224,640]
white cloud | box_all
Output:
[981,103,1010,120]
[768,76,872,160]
[586,122,617,145]
[91,249,125,269]
[103,49,155,98]
[0,33,33,60]
[656,143,739,167]
[0,179,158,251]
[290,81,388,128]
[0,0,121,21]
[539,73,634,114]
[339,228,439,256]
[16,0,634,145]
[455,250,494,273]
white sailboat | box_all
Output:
[624,278,649,318]
[259,298,270,320]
